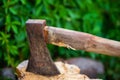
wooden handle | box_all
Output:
[44,26,120,57]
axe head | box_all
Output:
[26,19,60,76]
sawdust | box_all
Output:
[17,61,101,80]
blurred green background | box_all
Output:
[0,0,120,80]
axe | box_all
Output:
[26,19,120,76]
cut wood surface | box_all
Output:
[17,61,101,80]
[44,26,120,57]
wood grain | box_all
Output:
[44,26,120,57]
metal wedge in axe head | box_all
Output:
[26,19,120,76]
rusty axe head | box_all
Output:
[26,19,60,76]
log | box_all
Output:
[17,61,102,80]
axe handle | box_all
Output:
[44,26,120,57]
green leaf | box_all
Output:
[35,6,42,16]
[12,21,21,25]
[15,31,26,42]
[6,14,11,24]
[6,25,11,32]
[46,0,54,5]
[0,32,10,45]
[5,55,14,66]
[35,0,42,6]
[20,17,26,27]
[9,7,17,15]
[8,45,18,56]
[21,0,27,5]
[12,25,18,34]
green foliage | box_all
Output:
[0,0,120,80]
